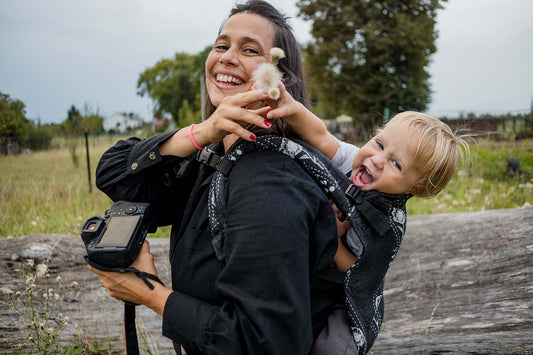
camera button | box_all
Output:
[126,206,138,214]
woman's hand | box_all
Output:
[160,89,273,157]
[195,89,273,146]
[89,241,172,315]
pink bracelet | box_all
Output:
[188,124,204,150]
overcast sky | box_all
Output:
[1,0,532,124]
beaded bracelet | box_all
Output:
[188,124,204,150]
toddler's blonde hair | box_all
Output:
[385,111,470,198]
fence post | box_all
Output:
[84,132,92,193]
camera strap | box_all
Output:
[85,257,165,355]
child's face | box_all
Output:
[350,118,421,195]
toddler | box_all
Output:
[265,86,470,271]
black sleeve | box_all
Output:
[95,130,199,226]
[162,151,338,354]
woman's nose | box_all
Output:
[219,48,238,66]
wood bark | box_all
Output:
[0,208,531,354]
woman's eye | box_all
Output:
[244,47,259,54]
[376,141,384,150]
[214,44,228,51]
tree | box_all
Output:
[63,105,83,167]
[298,0,446,131]
[137,46,210,127]
[0,92,30,137]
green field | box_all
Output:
[1,135,532,238]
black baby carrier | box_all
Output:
[201,135,410,354]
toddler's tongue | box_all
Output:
[353,167,373,187]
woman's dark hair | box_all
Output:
[204,0,309,137]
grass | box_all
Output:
[1,135,532,238]
[406,138,533,214]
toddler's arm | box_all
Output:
[332,205,357,271]
[265,82,340,159]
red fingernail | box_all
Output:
[250,134,257,141]
[264,120,272,127]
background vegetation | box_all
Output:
[0,134,531,239]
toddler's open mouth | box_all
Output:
[352,166,373,188]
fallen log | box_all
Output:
[372,207,533,354]
[0,208,531,353]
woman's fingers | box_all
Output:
[230,89,269,108]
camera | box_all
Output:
[80,201,156,268]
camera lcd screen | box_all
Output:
[96,215,141,247]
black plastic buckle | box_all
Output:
[345,184,364,204]
[196,147,222,169]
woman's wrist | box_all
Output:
[188,122,211,149]
[143,283,173,316]
[160,123,212,157]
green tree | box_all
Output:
[298,0,446,131]
[137,46,210,127]
[63,105,83,167]
[0,92,30,137]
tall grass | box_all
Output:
[0,134,173,238]
[406,138,533,214]
[1,136,532,238]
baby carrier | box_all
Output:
[201,135,410,355]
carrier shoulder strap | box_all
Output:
[207,135,355,261]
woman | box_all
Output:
[91,1,341,354]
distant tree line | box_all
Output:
[0,92,105,153]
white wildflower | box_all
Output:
[26,259,35,268]
[252,62,283,99]
[26,275,36,285]
[0,288,14,295]
[270,47,285,66]
[36,264,48,278]
[56,276,62,283]
[268,87,280,100]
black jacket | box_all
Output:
[95,131,342,355]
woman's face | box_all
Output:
[205,13,275,108]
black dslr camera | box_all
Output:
[80,201,156,268]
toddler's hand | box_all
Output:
[264,81,304,123]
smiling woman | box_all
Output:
[205,13,275,107]
[89,1,341,354]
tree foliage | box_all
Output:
[0,92,31,137]
[137,46,210,127]
[298,0,446,130]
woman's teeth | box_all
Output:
[216,74,243,85]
